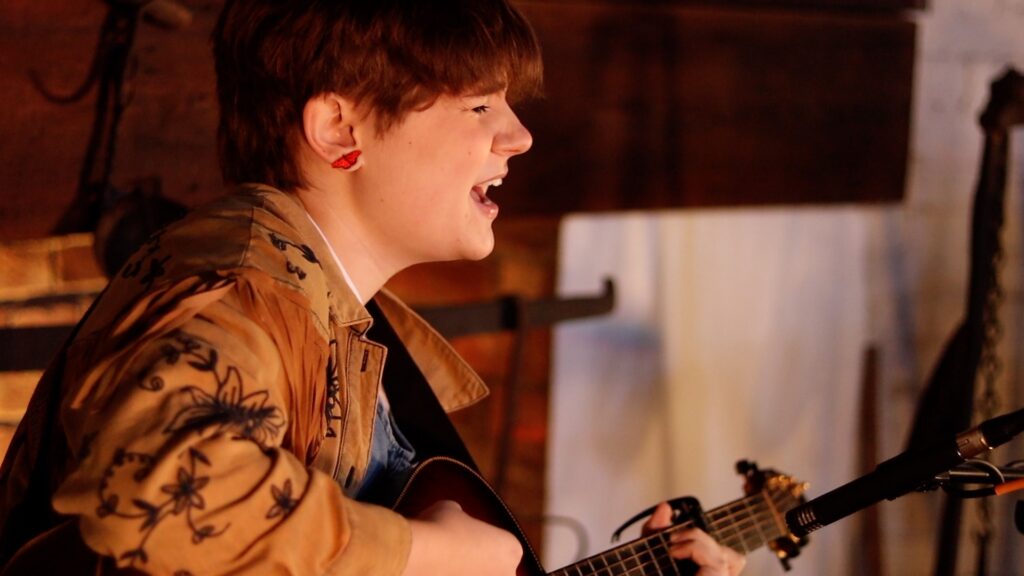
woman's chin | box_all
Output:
[460,235,496,262]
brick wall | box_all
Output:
[0,233,104,458]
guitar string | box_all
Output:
[705,491,797,523]
[627,490,798,573]
[707,493,798,552]
[707,502,782,551]
[657,493,795,560]
[707,491,799,536]
[558,506,794,576]
[707,500,785,538]
[560,533,679,576]
[706,494,793,523]
[592,543,674,576]
[555,513,747,576]
[622,540,679,576]
[553,529,680,576]
[739,497,774,551]
[552,491,800,575]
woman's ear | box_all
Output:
[302,93,363,169]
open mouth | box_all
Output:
[471,177,503,213]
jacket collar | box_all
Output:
[249,184,372,332]
[246,184,488,411]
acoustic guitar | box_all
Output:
[1,456,807,575]
[392,456,809,576]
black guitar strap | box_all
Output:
[365,300,479,472]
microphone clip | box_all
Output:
[931,459,1024,499]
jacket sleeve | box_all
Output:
[51,273,411,575]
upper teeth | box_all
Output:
[482,178,503,190]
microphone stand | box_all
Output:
[785,407,1024,539]
[931,461,1024,538]
[931,460,1024,495]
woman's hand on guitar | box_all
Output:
[404,500,523,575]
[642,502,746,576]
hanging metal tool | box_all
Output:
[33,0,192,275]
[904,67,1024,576]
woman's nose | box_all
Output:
[494,110,533,157]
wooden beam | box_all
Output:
[503,1,916,212]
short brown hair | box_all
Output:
[212,0,544,191]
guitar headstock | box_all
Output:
[736,460,810,571]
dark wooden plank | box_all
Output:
[503,2,916,213]
[0,0,221,241]
[1,0,915,237]
[0,325,74,371]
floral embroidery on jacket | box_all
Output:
[324,340,343,438]
[121,230,172,290]
[268,232,319,264]
[266,479,299,519]
[96,447,228,568]
[269,232,320,282]
[159,333,286,448]
[90,330,296,567]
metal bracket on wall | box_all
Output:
[0,279,616,371]
[415,278,616,339]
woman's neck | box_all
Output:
[294,186,399,305]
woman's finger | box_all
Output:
[669,528,745,576]
[641,502,674,534]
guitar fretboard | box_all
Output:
[549,486,796,576]
[706,489,789,554]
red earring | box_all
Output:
[331,150,361,170]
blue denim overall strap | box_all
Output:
[353,397,417,500]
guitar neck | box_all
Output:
[704,490,790,554]
[549,491,789,576]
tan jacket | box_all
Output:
[0,185,488,575]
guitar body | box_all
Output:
[391,457,809,576]
[391,457,548,575]
[391,458,722,575]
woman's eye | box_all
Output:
[471,105,491,114]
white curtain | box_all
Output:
[546,208,872,575]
